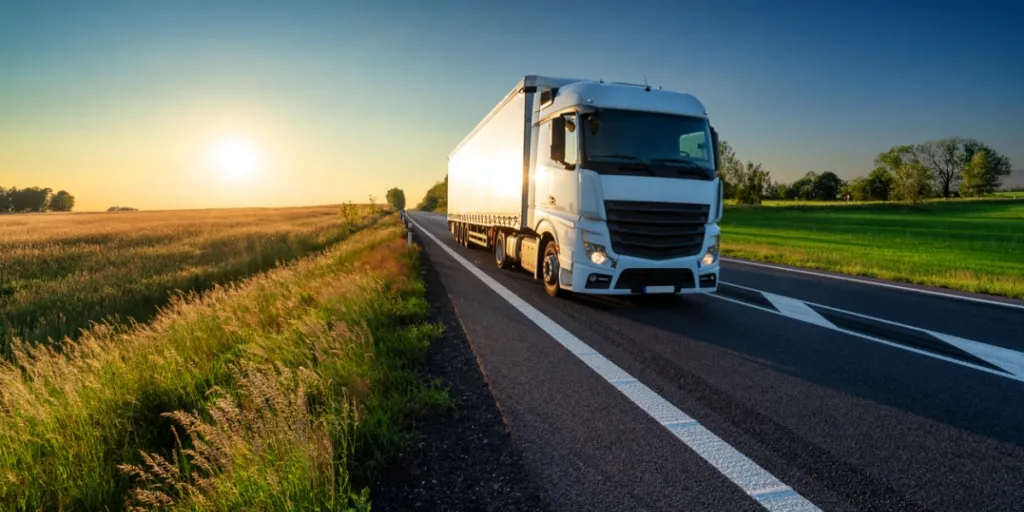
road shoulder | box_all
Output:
[369,244,548,512]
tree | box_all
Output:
[959,150,988,197]
[874,145,914,175]
[842,177,869,201]
[0,187,11,213]
[961,139,1011,195]
[864,167,893,201]
[49,190,76,212]
[916,138,964,199]
[765,181,787,200]
[892,161,933,206]
[717,140,744,199]
[811,171,844,200]
[385,187,406,211]
[9,187,51,212]
[785,172,816,200]
[735,161,769,205]
[417,175,448,212]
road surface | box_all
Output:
[406,211,1024,512]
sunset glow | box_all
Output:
[209,137,260,180]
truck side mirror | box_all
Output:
[711,126,721,172]
[550,117,566,164]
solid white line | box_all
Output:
[407,214,820,512]
[722,257,1024,312]
[708,293,1024,384]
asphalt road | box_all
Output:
[406,211,1024,512]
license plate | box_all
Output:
[644,285,675,294]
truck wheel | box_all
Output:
[541,240,562,297]
[461,224,471,248]
[495,232,513,269]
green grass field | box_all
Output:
[0,210,448,511]
[720,199,1024,299]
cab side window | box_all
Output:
[549,114,578,169]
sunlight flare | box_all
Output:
[209,136,261,178]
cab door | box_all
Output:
[536,112,580,216]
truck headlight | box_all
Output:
[700,235,720,267]
[584,242,609,265]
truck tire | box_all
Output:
[542,239,562,297]
[461,224,471,248]
[494,232,513,269]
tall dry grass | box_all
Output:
[0,213,448,511]
[0,205,383,352]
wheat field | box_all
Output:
[0,209,447,510]
[0,205,381,352]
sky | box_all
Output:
[1,0,1022,211]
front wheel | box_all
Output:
[541,240,562,297]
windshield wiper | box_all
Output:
[649,157,712,178]
[587,154,656,176]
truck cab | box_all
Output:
[530,80,723,296]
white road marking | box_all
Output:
[929,332,1024,379]
[710,291,1024,384]
[722,257,1024,312]
[408,214,821,512]
[762,292,836,329]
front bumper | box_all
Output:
[567,255,719,295]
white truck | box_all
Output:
[447,75,723,297]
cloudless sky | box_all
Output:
[1,0,1021,211]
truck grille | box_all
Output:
[604,200,709,260]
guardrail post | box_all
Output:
[407,223,413,247]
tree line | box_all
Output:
[0,186,76,213]
[718,137,1013,206]
[416,175,448,212]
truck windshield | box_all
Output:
[581,110,715,180]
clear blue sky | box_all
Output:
[1,0,1021,209]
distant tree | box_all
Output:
[892,162,933,206]
[368,194,377,214]
[417,175,448,212]
[0,187,11,213]
[716,140,744,200]
[874,145,915,174]
[916,138,965,199]
[735,161,769,205]
[811,171,844,200]
[842,177,869,201]
[10,187,52,212]
[765,181,787,200]
[961,139,1011,195]
[864,167,893,201]
[49,190,76,212]
[959,151,988,197]
[785,172,816,200]
[107,206,138,212]
[385,187,406,211]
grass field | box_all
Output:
[0,211,448,510]
[0,205,384,352]
[720,199,1024,299]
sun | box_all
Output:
[209,136,261,178]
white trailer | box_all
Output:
[448,75,723,297]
